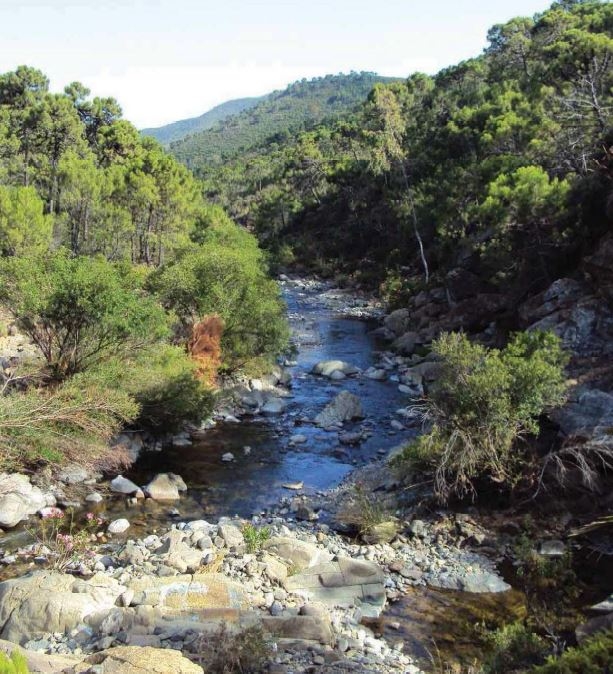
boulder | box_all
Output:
[0,571,125,644]
[261,398,287,415]
[0,473,47,528]
[70,646,203,674]
[144,473,187,501]
[363,367,387,381]
[218,523,245,551]
[383,309,411,337]
[263,536,332,572]
[576,612,613,644]
[56,463,90,485]
[314,391,363,428]
[392,331,420,355]
[110,475,141,495]
[312,360,360,378]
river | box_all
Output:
[111,278,415,528]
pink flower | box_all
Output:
[86,512,95,521]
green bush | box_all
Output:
[0,649,30,674]
[242,523,271,553]
[150,218,288,369]
[481,622,549,673]
[0,250,170,379]
[530,629,613,674]
[394,331,568,501]
[84,345,214,433]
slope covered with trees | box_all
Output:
[141,96,264,146]
[200,0,612,309]
[168,72,401,170]
[0,66,287,470]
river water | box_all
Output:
[114,279,414,527]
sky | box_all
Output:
[0,0,554,129]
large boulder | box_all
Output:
[312,360,360,378]
[0,571,125,644]
[70,646,203,674]
[392,331,421,355]
[0,473,47,528]
[263,536,332,572]
[314,391,363,427]
[383,308,411,337]
[144,473,187,501]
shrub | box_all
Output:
[242,523,270,553]
[0,185,52,257]
[83,344,214,433]
[193,622,272,673]
[482,622,549,673]
[394,331,568,501]
[0,372,138,470]
[336,483,392,537]
[149,218,288,369]
[0,648,30,674]
[530,629,613,674]
[0,250,170,379]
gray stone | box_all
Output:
[218,523,245,551]
[363,367,387,381]
[392,331,420,355]
[315,391,363,427]
[110,476,141,495]
[261,398,287,415]
[0,571,125,644]
[86,492,104,503]
[264,536,332,571]
[384,309,411,337]
[460,571,511,594]
[221,452,235,462]
[57,463,90,485]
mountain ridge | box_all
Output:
[141,96,264,145]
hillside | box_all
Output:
[141,96,263,145]
[169,72,400,171]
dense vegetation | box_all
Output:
[394,331,569,502]
[197,1,612,303]
[142,96,264,146]
[0,66,287,470]
[168,72,401,170]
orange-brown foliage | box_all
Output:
[188,315,224,385]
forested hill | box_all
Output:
[167,72,401,170]
[141,96,264,145]
[202,0,612,308]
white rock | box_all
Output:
[221,452,235,462]
[107,519,130,534]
